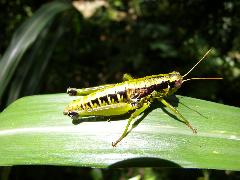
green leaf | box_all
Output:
[0,1,71,99]
[7,16,68,105]
[0,94,239,170]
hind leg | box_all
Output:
[67,73,134,96]
[67,84,114,96]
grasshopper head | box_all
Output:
[169,71,183,88]
[166,71,183,95]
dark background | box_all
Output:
[0,0,239,179]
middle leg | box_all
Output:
[112,101,150,147]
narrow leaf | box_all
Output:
[0,1,71,99]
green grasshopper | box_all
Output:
[63,49,222,147]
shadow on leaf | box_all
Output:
[109,157,182,168]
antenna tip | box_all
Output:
[205,48,212,56]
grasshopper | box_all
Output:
[63,49,222,147]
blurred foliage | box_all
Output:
[0,0,240,108]
[1,166,240,180]
[0,0,240,179]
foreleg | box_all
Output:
[158,98,197,133]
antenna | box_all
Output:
[183,77,223,83]
[182,48,223,82]
[183,49,212,78]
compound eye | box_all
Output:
[175,80,182,88]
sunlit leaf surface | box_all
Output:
[0,94,239,170]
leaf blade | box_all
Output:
[0,94,239,170]
[0,1,71,99]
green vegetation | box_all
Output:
[0,0,239,179]
[0,94,240,170]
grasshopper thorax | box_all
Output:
[146,71,183,99]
